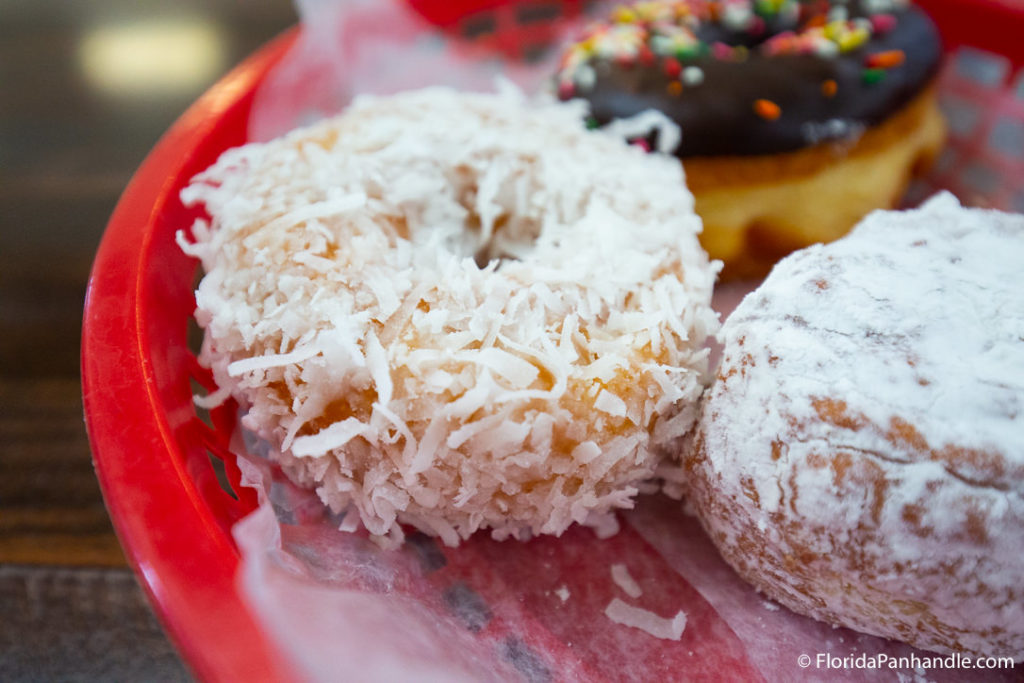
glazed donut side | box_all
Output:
[180,87,720,547]
[688,84,945,277]
[682,194,1024,657]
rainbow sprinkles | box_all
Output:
[557,0,913,102]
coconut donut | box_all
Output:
[179,87,720,547]
[556,0,946,278]
[682,193,1024,657]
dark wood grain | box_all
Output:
[0,565,192,681]
[0,379,127,566]
[1,1,295,677]
[0,0,295,563]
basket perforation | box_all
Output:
[929,50,1024,209]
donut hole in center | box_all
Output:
[468,214,544,268]
[451,165,543,270]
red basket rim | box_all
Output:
[919,0,1024,69]
[81,30,299,683]
[80,2,1024,680]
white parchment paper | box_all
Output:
[224,2,1019,680]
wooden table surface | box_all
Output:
[1,1,295,678]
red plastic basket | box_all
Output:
[82,2,1024,680]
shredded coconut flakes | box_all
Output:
[180,86,718,547]
[604,598,687,640]
[610,563,643,599]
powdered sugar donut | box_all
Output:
[683,193,1024,657]
[180,87,719,547]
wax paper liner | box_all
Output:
[227,2,1019,680]
[229,281,1015,683]
[247,0,573,142]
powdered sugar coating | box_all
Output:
[179,87,719,547]
[687,193,1024,657]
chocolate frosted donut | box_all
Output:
[558,0,941,155]
[557,0,947,277]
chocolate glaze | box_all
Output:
[564,2,942,157]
